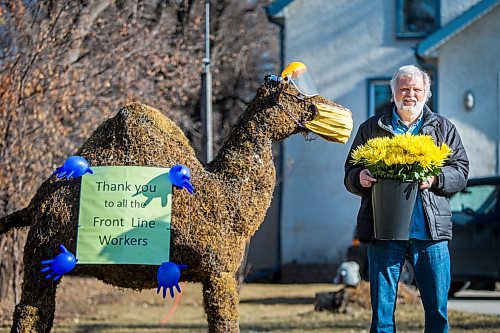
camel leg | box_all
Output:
[11,245,59,333]
[202,272,240,333]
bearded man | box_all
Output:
[344,65,469,333]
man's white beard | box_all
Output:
[395,99,424,119]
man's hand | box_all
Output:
[359,169,377,188]
[419,176,437,190]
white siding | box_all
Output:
[436,5,500,177]
[441,0,483,25]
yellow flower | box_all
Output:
[351,134,452,180]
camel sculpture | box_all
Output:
[0,73,352,332]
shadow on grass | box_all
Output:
[449,321,500,330]
[52,322,370,332]
[240,296,315,305]
[52,323,207,333]
[3,319,500,333]
[450,295,500,301]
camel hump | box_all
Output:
[77,102,198,168]
[19,101,202,246]
[120,101,192,147]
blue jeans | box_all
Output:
[368,239,450,333]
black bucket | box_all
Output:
[372,179,418,240]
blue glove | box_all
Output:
[54,156,93,179]
[157,262,188,298]
[40,244,78,281]
[169,164,194,194]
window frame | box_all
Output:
[367,78,392,118]
[396,0,441,38]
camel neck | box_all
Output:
[208,101,275,180]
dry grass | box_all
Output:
[2,277,499,332]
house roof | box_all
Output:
[267,0,295,16]
[417,0,499,57]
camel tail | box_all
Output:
[0,208,30,235]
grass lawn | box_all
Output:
[1,277,499,332]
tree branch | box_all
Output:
[65,0,113,65]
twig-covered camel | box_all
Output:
[0,73,351,332]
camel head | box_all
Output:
[248,62,353,144]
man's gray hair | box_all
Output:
[390,65,432,102]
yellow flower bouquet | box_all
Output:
[351,133,452,240]
[351,133,452,181]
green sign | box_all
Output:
[76,166,171,265]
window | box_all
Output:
[450,184,500,225]
[451,185,498,214]
[396,0,440,38]
[367,79,392,117]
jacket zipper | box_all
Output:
[421,127,437,239]
[421,190,436,239]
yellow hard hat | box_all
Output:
[281,61,318,97]
[281,61,307,78]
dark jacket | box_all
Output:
[344,105,469,243]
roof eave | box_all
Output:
[267,0,295,17]
[417,0,499,58]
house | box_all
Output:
[245,0,500,282]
